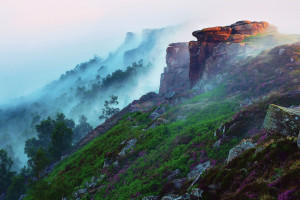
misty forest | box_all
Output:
[1,2,300,200]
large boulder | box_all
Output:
[263,104,300,136]
[227,140,255,163]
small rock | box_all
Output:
[213,140,221,149]
[177,116,187,121]
[191,188,203,198]
[113,160,119,168]
[162,194,179,200]
[279,48,286,56]
[165,92,176,99]
[187,161,211,180]
[118,139,137,157]
[167,169,181,181]
[172,178,185,189]
[74,188,87,198]
[103,159,113,168]
[19,195,26,200]
[142,196,159,200]
[61,154,68,161]
[175,193,191,200]
[297,131,300,150]
[227,140,255,163]
[149,112,160,120]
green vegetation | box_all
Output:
[24,86,241,199]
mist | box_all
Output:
[1,0,300,171]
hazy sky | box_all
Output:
[1,0,300,103]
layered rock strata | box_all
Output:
[189,21,270,87]
[159,43,190,95]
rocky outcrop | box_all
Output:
[189,21,270,87]
[263,104,300,136]
[159,43,190,95]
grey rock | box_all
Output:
[167,169,181,181]
[279,48,286,56]
[149,112,160,120]
[149,123,158,129]
[142,196,159,200]
[227,140,255,163]
[74,188,87,198]
[113,160,119,168]
[165,92,177,99]
[19,195,27,200]
[188,161,211,191]
[149,106,166,120]
[177,116,187,121]
[213,140,221,149]
[61,154,68,161]
[172,178,185,189]
[263,104,300,137]
[187,161,211,180]
[162,194,179,200]
[176,193,191,200]
[118,139,137,157]
[191,188,203,198]
[103,159,113,168]
[298,131,300,150]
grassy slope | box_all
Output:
[24,43,300,200]
[25,86,241,199]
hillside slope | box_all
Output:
[24,21,300,200]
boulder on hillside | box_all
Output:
[227,140,255,163]
[187,161,211,180]
[263,104,300,136]
[118,139,137,157]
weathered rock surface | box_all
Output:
[118,139,137,157]
[227,140,255,163]
[142,196,159,200]
[187,161,211,181]
[18,195,27,200]
[191,188,203,198]
[192,21,269,43]
[149,106,166,120]
[263,104,300,136]
[189,21,270,87]
[298,132,300,150]
[159,43,190,95]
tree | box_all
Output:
[35,117,56,148]
[50,122,73,160]
[0,149,15,194]
[25,113,75,162]
[99,95,120,121]
[55,113,75,130]
[28,148,49,179]
[6,175,26,200]
[73,115,93,144]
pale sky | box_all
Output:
[0,0,300,103]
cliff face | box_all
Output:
[159,43,190,95]
[189,21,270,87]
